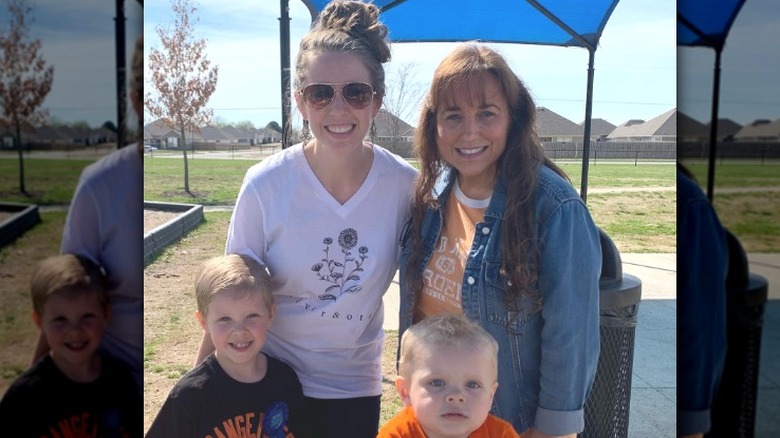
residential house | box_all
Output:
[373,108,415,156]
[219,125,256,145]
[607,108,676,142]
[144,119,203,149]
[256,128,282,144]
[708,118,742,141]
[733,118,780,142]
[199,125,238,144]
[580,117,617,142]
[678,111,709,142]
[536,107,583,143]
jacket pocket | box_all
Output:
[484,262,538,330]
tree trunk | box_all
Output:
[179,125,191,195]
[15,117,27,196]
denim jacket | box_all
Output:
[398,165,601,435]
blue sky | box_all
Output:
[143,0,676,129]
[8,0,143,129]
[23,1,780,130]
[678,0,780,126]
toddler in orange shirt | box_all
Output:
[378,313,519,438]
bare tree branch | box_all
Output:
[145,0,218,195]
[0,0,54,195]
[382,62,423,155]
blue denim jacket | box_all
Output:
[399,165,601,435]
[677,168,727,435]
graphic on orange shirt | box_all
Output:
[416,188,486,319]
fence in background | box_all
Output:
[679,141,780,163]
[543,141,676,163]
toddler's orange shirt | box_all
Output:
[378,406,522,438]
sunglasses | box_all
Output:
[299,82,377,111]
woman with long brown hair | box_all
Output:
[400,43,601,438]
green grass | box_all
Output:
[712,191,780,252]
[588,191,676,253]
[145,158,675,206]
[381,330,404,425]
[677,160,780,252]
[682,161,780,188]
[0,211,68,393]
[0,158,95,204]
[144,157,257,205]
[554,161,675,188]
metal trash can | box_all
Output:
[705,230,768,438]
[580,229,642,438]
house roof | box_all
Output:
[608,108,676,138]
[704,118,743,140]
[30,125,68,141]
[257,128,281,138]
[712,118,743,138]
[580,117,616,136]
[734,118,780,140]
[199,125,237,142]
[144,119,204,141]
[678,111,708,139]
[536,107,582,136]
[219,125,249,139]
[374,108,415,137]
[144,119,174,137]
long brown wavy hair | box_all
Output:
[405,43,570,320]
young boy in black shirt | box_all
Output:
[0,254,141,437]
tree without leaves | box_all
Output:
[145,0,218,195]
[382,62,423,154]
[0,0,53,196]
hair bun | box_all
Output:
[317,0,391,63]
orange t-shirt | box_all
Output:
[415,185,489,321]
[377,406,522,438]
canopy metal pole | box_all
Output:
[526,0,597,203]
[580,48,596,203]
[706,47,722,202]
[114,0,127,148]
[280,0,291,149]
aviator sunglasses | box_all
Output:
[299,82,376,111]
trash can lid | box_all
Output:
[599,273,642,309]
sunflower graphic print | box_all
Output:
[311,228,369,301]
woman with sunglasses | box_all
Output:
[194,1,417,436]
[399,43,601,438]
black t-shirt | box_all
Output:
[146,354,310,437]
[0,353,142,437]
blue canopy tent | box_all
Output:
[678,0,746,200]
[279,0,620,202]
